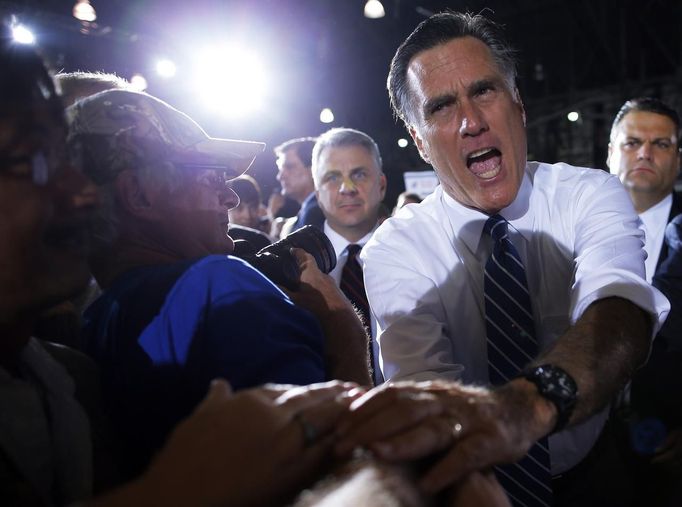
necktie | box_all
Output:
[340,244,371,329]
[483,214,552,507]
[340,244,383,384]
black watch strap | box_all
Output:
[522,364,578,433]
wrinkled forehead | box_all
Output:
[614,111,679,140]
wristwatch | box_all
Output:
[522,364,578,433]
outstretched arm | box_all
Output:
[287,248,372,385]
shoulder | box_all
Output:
[529,161,626,207]
[368,189,445,249]
[177,255,282,295]
[530,161,614,188]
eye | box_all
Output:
[351,170,368,181]
[324,173,340,184]
[654,140,672,150]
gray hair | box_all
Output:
[54,71,131,107]
[388,11,518,125]
[312,128,383,183]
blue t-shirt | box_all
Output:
[83,255,326,476]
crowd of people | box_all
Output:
[1,8,680,507]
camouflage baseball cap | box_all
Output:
[66,89,265,184]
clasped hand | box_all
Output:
[334,379,547,493]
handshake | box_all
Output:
[95,379,522,507]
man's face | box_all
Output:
[276,148,314,203]
[608,111,680,206]
[406,37,527,214]
[150,167,239,258]
[315,144,386,239]
[0,100,97,319]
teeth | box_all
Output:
[469,148,494,159]
[478,162,501,179]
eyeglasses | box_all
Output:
[0,150,52,186]
[176,163,239,192]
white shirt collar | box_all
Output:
[441,166,535,254]
[324,221,377,259]
[639,193,672,235]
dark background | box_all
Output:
[3,0,681,206]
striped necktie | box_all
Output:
[340,244,371,329]
[483,214,553,507]
[340,244,383,384]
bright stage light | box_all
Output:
[156,59,177,78]
[397,138,408,148]
[364,0,386,19]
[193,45,268,118]
[320,108,334,124]
[567,111,580,122]
[73,0,97,22]
[12,24,35,45]
[130,74,148,91]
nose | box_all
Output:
[51,164,99,215]
[276,170,283,183]
[339,176,358,194]
[458,100,488,137]
[637,142,653,160]
[221,186,240,210]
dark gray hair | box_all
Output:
[388,11,518,125]
[312,128,383,182]
[274,137,317,168]
[610,97,680,148]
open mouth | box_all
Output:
[466,148,502,179]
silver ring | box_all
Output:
[295,412,318,447]
[452,421,463,439]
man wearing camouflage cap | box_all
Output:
[68,89,370,477]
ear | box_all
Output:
[606,143,615,173]
[114,170,157,218]
[409,126,430,164]
[379,172,387,200]
[514,88,527,127]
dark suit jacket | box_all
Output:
[292,192,325,232]
[631,192,682,428]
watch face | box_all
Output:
[525,364,578,432]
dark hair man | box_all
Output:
[337,11,669,506]
[608,97,682,505]
[275,137,325,237]
[69,89,370,476]
[312,127,387,384]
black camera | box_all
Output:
[232,225,336,290]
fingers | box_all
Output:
[420,431,515,493]
[335,386,444,456]
[289,247,315,269]
[192,379,234,415]
[368,416,457,462]
[275,380,360,411]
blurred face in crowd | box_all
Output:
[229,198,261,230]
[608,110,680,212]
[139,165,240,258]
[406,36,527,215]
[314,144,386,241]
[0,95,97,320]
[276,148,314,204]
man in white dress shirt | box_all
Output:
[335,11,670,507]
[312,128,387,385]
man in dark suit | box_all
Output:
[275,137,326,237]
[608,97,682,505]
